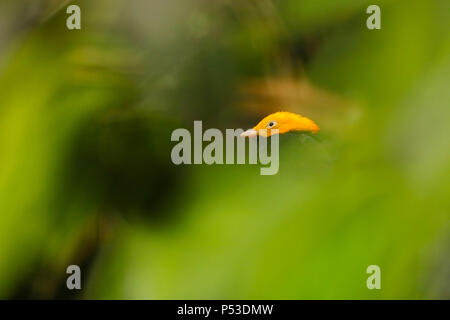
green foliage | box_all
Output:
[0,0,448,299]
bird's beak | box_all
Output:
[240,128,258,138]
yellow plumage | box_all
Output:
[242,111,319,137]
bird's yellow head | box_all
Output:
[241,111,319,137]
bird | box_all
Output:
[240,111,319,137]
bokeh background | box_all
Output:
[0,0,448,299]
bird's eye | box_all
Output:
[267,121,277,128]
